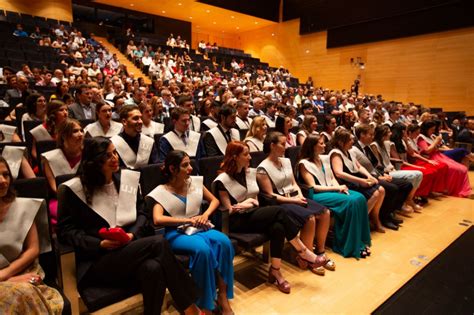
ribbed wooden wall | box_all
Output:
[239,20,474,114]
[0,0,73,22]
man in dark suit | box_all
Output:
[203,105,239,156]
[69,84,96,120]
[351,124,413,230]
[4,75,35,107]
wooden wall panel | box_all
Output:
[191,26,241,50]
[240,20,474,114]
[0,0,73,22]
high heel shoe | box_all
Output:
[296,248,327,271]
[268,265,291,294]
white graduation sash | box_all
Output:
[214,169,259,209]
[298,156,338,187]
[297,130,307,138]
[258,158,295,195]
[329,148,359,173]
[147,176,203,218]
[208,127,240,155]
[163,130,200,157]
[2,145,26,180]
[202,118,218,130]
[0,124,17,143]
[30,124,53,142]
[245,137,263,152]
[0,198,50,269]
[42,148,80,178]
[418,134,437,147]
[236,116,251,130]
[84,121,122,138]
[111,134,154,169]
[142,121,164,138]
[321,131,332,142]
[190,115,201,132]
[406,137,420,152]
[62,170,139,227]
[264,115,275,128]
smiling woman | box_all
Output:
[58,138,201,315]
[147,150,235,313]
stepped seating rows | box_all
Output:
[0,23,63,71]
[112,34,299,86]
[0,10,71,30]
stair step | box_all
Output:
[92,36,151,85]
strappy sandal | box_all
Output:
[295,248,327,271]
[268,265,291,294]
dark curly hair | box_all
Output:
[77,137,113,204]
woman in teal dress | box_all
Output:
[147,150,234,315]
[297,134,371,258]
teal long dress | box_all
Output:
[306,165,371,258]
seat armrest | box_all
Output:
[55,238,79,315]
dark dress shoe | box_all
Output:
[390,213,404,225]
[382,221,399,231]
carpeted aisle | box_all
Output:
[373,226,474,314]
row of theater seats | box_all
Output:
[0,30,64,71]
[12,144,301,314]
[0,10,71,30]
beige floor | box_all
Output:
[163,173,474,315]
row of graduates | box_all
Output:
[2,114,467,313]
[53,126,457,314]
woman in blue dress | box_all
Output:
[298,134,371,258]
[147,150,234,315]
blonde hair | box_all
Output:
[246,116,266,139]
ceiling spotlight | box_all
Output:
[206,10,210,13]
[271,33,275,36]
[236,26,240,29]
[305,49,310,53]
[231,16,235,19]
[189,17,193,19]
[254,21,259,24]
[130,3,134,6]
[213,21,216,24]
[178,3,182,5]
[162,10,166,13]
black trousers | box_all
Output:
[83,235,197,315]
[229,205,299,258]
[379,178,413,221]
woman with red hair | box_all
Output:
[213,141,326,294]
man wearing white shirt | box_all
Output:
[248,97,265,118]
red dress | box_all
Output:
[402,139,449,196]
[417,135,471,197]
